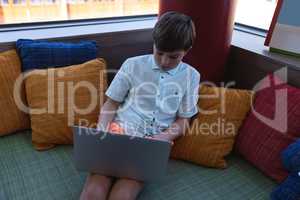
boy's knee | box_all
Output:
[82,183,108,200]
[109,189,135,200]
[81,175,112,200]
[109,179,144,200]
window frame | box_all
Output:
[0,2,270,41]
[1,16,268,38]
[234,23,268,38]
[0,14,157,32]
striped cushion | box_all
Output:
[0,50,30,136]
[0,131,276,200]
[16,39,98,72]
[235,75,300,182]
[171,85,253,168]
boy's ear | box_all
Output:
[184,47,192,56]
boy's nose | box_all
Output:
[161,57,171,67]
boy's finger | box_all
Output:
[144,136,155,140]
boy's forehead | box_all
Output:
[155,48,185,55]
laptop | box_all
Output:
[72,126,172,182]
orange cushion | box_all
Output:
[171,85,254,168]
[0,50,30,136]
[25,58,107,150]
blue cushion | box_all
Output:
[271,139,300,200]
[271,172,300,200]
[282,139,300,172]
[16,39,98,71]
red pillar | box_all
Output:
[159,0,237,83]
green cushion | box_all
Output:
[0,131,276,200]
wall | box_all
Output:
[1,28,300,89]
[0,28,153,84]
[226,45,300,89]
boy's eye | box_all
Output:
[169,56,179,59]
[157,52,164,56]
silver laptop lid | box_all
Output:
[72,126,171,182]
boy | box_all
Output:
[80,11,200,200]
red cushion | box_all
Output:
[235,75,300,182]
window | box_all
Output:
[0,0,9,5]
[30,0,56,5]
[0,0,158,25]
[235,0,278,30]
[1,0,278,30]
[13,0,26,4]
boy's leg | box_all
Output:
[108,178,144,200]
[80,173,113,200]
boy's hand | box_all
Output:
[97,122,124,135]
[108,122,125,135]
[145,134,174,145]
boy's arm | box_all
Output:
[98,58,131,131]
[152,117,191,142]
[97,96,120,131]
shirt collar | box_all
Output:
[151,55,180,76]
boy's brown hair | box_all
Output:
[152,11,196,52]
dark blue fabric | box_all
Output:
[271,173,300,200]
[282,139,300,172]
[16,39,98,72]
[271,140,300,200]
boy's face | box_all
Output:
[153,45,187,71]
